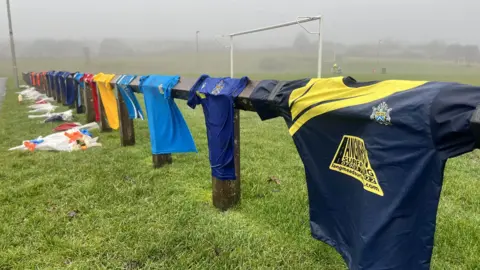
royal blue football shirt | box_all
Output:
[65,73,76,106]
[187,75,249,180]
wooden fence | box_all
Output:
[22,71,261,211]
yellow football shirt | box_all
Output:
[93,73,119,130]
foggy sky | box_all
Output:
[0,0,478,45]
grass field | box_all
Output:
[0,56,480,269]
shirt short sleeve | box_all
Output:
[250,79,311,121]
[187,75,209,109]
[430,82,480,158]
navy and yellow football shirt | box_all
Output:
[251,76,480,270]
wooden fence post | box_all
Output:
[50,74,56,100]
[40,74,44,93]
[46,75,51,97]
[43,74,48,94]
[57,74,62,102]
[212,110,241,211]
[41,74,46,93]
[51,74,58,101]
[54,81,59,101]
[96,82,112,132]
[39,74,43,93]
[57,75,63,104]
[84,84,96,123]
[26,71,261,211]
[210,84,254,211]
[73,78,79,112]
[152,154,173,168]
[115,76,136,146]
[49,74,53,97]
[120,76,172,167]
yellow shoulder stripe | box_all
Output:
[290,77,350,119]
[289,78,428,136]
[288,79,318,107]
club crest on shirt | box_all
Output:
[211,80,225,95]
[158,84,164,95]
[370,102,392,125]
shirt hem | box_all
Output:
[152,150,198,155]
[311,233,351,269]
[212,174,237,180]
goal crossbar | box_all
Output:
[223,15,323,78]
[228,16,322,37]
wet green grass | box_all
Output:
[0,57,479,269]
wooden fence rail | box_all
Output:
[19,71,480,211]
[22,71,260,211]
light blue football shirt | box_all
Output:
[140,75,197,154]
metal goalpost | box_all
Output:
[223,15,324,79]
[206,16,324,210]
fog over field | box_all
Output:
[1,0,479,76]
[1,0,478,43]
